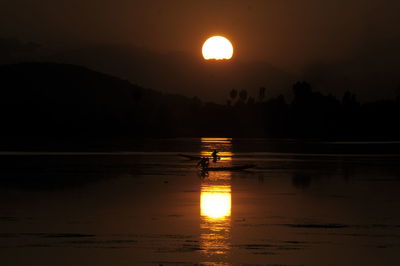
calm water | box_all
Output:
[1,138,400,265]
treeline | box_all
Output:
[0,62,399,140]
[149,81,400,139]
[213,82,400,139]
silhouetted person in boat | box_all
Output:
[197,157,210,169]
[211,150,219,162]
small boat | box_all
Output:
[202,164,256,172]
[178,154,202,160]
[178,153,222,161]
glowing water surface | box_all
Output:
[200,138,233,257]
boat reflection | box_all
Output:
[200,138,233,257]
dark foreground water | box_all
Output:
[0,138,400,265]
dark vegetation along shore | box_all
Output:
[0,62,399,143]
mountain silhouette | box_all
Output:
[0,62,234,144]
[43,44,296,102]
[1,61,399,148]
[0,62,196,138]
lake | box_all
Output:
[0,138,400,265]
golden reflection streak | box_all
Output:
[200,138,233,257]
[201,185,231,219]
[200,151,232,162]
[201,138,233,162]
[201,138,232,143]
[200,183,231,255]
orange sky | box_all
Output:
[1,0,398,69]
[1,0,400,100]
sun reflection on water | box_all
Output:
[200,138,233,258]
[200,179,231,256]
[201,186,231,219]
[201,138,233,161]
[201,138,232,144]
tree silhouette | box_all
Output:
[258,87,266,102]
[342,90,357,107]
[247,96,255,105]
[1,63,400,140]
[230,89,238,101]
[239,89,248,102]
[293,81,312,102]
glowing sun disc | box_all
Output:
[202,36,233,60]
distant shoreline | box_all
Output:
[0,138,399,155]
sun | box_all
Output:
[202,36,234,60]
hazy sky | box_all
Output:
[1,0,398,68]
[1,0,400,100]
